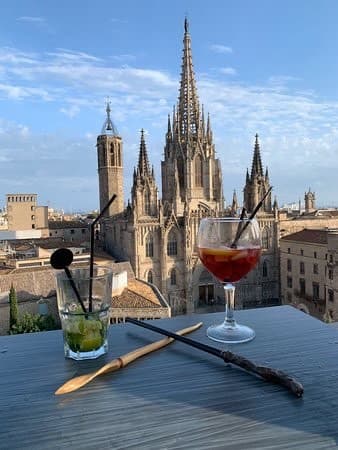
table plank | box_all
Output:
[1,306,338,449]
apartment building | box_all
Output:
[6,194,48,235]
[280,229,338,322]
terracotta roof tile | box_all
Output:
[280,229,328,244]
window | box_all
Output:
[70,229,75,234]
[31,215,35,220]
[328,289,334,302]
[313,264,318,274]
[287,276,293,288]
[167,230,177,256]
[329,254,334,264]
[314,251,317,259]
[262,261,268,277]
[288,248,291,254]
[287,292,292,303]
[170,269,177,285]
[32,224,35,229]
[144,190,151,215]
[31,206,35,211]
[147,271,153,284]
[287,259,292,272]
[312,283,319,301]
[82,229,86,234]
[194,155,203,187]
[145,234,154,257]
[301,249,304,256]
[329,269,334,280]
[300,261,305,274]
[262,228,269,249]
[300,278,306,296]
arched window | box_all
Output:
[262,261,268,277]
[145,189,151,215]
[145,233,154,257]
[262,228,269,249]
[170,269,177,285]
[194,155,203,187]
[147,270,153,284]
[167,230,177,256]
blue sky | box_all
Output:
[1,0,338,212]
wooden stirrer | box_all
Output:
[55,322,203,395]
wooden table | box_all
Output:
[1,306,338,449]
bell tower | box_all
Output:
[97,101,124,216]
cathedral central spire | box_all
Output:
[178,17,200,139]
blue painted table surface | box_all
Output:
[1,306,338,449]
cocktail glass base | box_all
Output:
[207,322,255,344]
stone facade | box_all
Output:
[6,193,48,234]
[280,229,338,322]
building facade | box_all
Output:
[6,194,48,235]
[98,19,280,314]
[280,229,338,321]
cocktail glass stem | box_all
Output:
[224,283,235,326]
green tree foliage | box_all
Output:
[9,313,59,335]
[9,284,18,329]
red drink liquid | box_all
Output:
[198,246,261,282]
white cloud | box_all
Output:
[219,67,237,76]
[1,45,338,207]
[60,105,80,118]
[210,44,233,54]
[16,16,46,23]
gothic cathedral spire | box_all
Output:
[243,134,272,214]
[177,17,200,140]
[161,19,223,213]
[132,130,158,217]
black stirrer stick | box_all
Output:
[125,317,304,397]
[231,186,273,248]
[88,194,117,312]
[50,248,87,314]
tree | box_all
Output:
[9,284,18,330]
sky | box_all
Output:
[1,0,338,212]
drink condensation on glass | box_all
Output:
[56,266,112,360]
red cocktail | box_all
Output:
[198,247,261,282]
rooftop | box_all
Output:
[280,228,329,244]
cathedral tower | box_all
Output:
[131,129,158,217]
[161,18,224,215]
[305,188,316,213]
[97,102,124,216]
[243,134,272,213]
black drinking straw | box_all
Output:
[50,248,87,314]
[88,194,117,312]
[231,186,273,248]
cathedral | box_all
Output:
[97,19,280,315]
